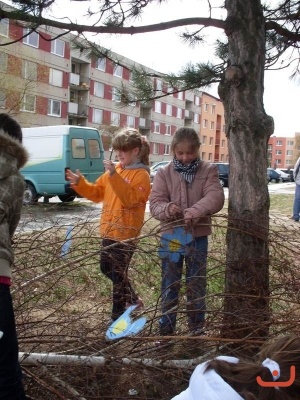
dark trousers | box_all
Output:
[100,239,138,321]
[0,284,26,400]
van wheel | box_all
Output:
[23,183,38,205]
[58,194,76,203]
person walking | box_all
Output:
[149,127,224,337]
[291,156,300,221]
[67,128,151,321]
[0,113,28,399]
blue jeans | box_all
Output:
[293,184,300,221]
[159,236,208,334]
[0,284,26,400]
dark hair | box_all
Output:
[205,335,300,400]
[0,113,22,142]
[112,128,150,166]
[171,127,201,153]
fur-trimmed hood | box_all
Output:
[0,129,29,179]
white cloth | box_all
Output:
[171,356,244,400]
[262,358,280,381]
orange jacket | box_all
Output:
[72,164,151,241]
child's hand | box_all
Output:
[169,203,182,217]
[103,159,116,175]
[66,169,81,185]
[184,210,194,227]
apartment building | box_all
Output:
[267,136,298,169]
[0,2,228,164]
[199,92,228,163]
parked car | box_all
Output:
[212,162,229,187]
[267,168,281,183]
[280,168,294,182]
[275,168,291,182]
[150,161,170,184]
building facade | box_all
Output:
[267,136,298,169]
[0,3,228,164]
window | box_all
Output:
[275,150,282,155]
[208,153,213,161]
[49,68,63,87]
[210,121,215,130]
[222,124,225,132]
[23,28,39,48]
[275,159,282,165]
[127,115,135,128]
[93,108,103,124]
[276,140,283,146]
[0,90,6,108]
[195,96,200,106]
[23,60,37,80]
[202,135,207,145]
[51,39,65,57]
[113,64,123,78]
[156,79,163,91]
[96,58,106,71]
[111,112,120,126]
[0,18,9,37]
[21,94,36,112]
[201,152,206,160]
[204,103,209,112]
[155,101,161,113]
[209,137,213,146]
[286,150,293,156]
[221,140,225,147]
[177,91,183,100]
[203,119,208,128]
[211,104,216,114]
[112,87,120,102]
[94,82,104,98]
[166,104,172,116]
[48,99,61,117]
[287,140,294,146]
[154,122,160,133]
[176,107,182,119]
[194,113,199,123]
[153,142,159,155]
[89,139,101,159]
[164,144,170,155]
[166,124,171,135]
[72,138,86,158]
[0,53,7,72]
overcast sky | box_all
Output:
[5,0,299,136]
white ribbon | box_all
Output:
[262,358,280,381]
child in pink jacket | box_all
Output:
[150,127,224,337]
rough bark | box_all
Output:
[218,0,274,347]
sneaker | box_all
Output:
[290,216,299,221]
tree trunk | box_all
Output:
[218,0,274,347]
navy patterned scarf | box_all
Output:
[173,157,200,184]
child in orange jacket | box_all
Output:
[67,128,151,321]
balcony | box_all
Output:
[139,117,151,129]
[140,101,153,109]
[184,109,194,120]
[68,103,88,118]
[69,73,90,90]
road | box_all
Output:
[18,182,296,233]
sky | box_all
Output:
[4,0,300,136]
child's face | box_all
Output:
[115,147,139,167]
[174,141,199,165]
